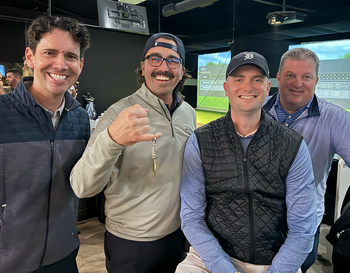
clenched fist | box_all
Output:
[107,104,162,146]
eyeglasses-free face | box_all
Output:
[144,55,183,69]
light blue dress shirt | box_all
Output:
[264,94,350,226]
[180,131,317,273]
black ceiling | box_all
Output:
[1,0,349,54]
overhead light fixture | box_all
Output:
[117,0,146,4]
[162,0,219,17]
[267,11,306,25]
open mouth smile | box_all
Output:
[155,75,170,81]
[50,73,67,81]
[239,95,256,99]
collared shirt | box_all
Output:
[165,91,180,115]
[236,128,258,138]
[23,79,66,130]
[39,97,65,130]
[264,94,350,227]
[180,133,316,273]
[274,93,312,127]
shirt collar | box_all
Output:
[165,91,180,114]
[39,96,66,117]
[276,93,313,110]
[236,128,258,138]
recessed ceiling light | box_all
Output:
[118,0,146,4]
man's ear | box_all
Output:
[266,80,271,97]
[276,72,280,83]
[223,81,228,97]
[140,61,145,76]
[25,47,35,69]
[80,58,84,70]
[180,66,185,80]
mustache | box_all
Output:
[151,70,174,79]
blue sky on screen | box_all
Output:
[289,39,350,60]
[198,51,231,67]
[0,65,5,76]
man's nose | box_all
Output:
[293,76,303,88]
[54,54,68,70]
[243,81,254,91]
[160,59,171,69]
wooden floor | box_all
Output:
[77,218,333,273]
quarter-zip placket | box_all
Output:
[159,101,175,137]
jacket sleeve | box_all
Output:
[180,133,237,273]
[70,107,124,198]
[267,140,317,273]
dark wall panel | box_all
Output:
[0,20,27,63]
[230,37,289,96]
[182,52,198,108]
[231,36,289,78]
[77,27,148,115]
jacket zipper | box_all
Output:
[159,101,174,137]
[39,141,54,266]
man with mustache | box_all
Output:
[70,33,196,273]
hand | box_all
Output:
[108,104,162,146]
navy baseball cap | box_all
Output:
[142,33,185,65]
[226,51,269,78]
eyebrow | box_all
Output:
[42,48,79,57]
[232,74,265,79]
[285,71,313,76]
[148,53,180,59]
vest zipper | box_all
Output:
[242,154,255,262]
[40,140,54,266]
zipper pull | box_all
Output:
[152,135,157,176]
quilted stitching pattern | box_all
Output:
[196,111,302,264]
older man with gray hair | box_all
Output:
[263,47,350,272]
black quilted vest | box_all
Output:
[195,110,303,265]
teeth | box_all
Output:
[50,73,67,81]
[240,96,255,99]
[155,76,170,81]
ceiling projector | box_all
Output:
[267,11,306,25]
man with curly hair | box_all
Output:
[0,15,90,272]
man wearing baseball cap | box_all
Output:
[176,51,317,273]
[70,33,196,272]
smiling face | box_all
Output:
[224,65,271,118]
[277,58,318,114]
[26,28,83,100]
[140,37,184,105]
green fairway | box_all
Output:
[197,96,229,111]
[196,109,226,126]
